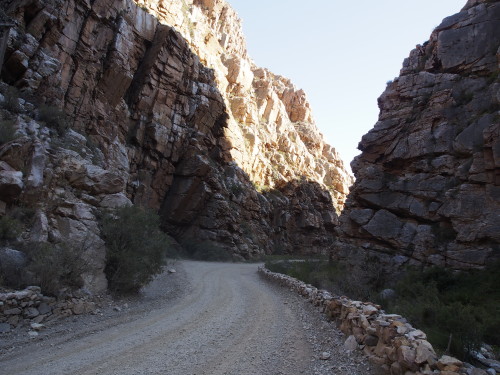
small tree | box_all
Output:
[26,241,86,296]
[100,206,171,293]
[0,119,17,145]
[38,105,69,136]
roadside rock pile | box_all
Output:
[258,266,491,375]
[0,286,95,333]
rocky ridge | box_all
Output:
[132,0,352,206]
[335,0,500,271]
[0,0,350,293]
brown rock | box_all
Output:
[364,334,379,347]
[368,355,387,366]
[397,345,418,371]
[415,340,437,365]
[390,362,403,375]
[7,315,19,326]
[335,0,500,271]
[436,355,463,371]
[0,0,353,282]
[72,302,86,315]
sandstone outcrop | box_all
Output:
[130,0,352,208]
[335,0,500,271]
[0,0,350,293]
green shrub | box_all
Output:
[0,215,22,241]
[25,241,86,296]
[0,119,17,145]
[9,206,36,227]
[38,105,69,136]
[100,206,172,294]
[266,256,384,301]
[266,258,354,295]
[0,248,26,289]
[1,86,22,113]
[387,264,500,360]
[228,182,244,197]
[455,91,474,106]
[181,239,232,261]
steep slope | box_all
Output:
[336,0,500,270]
[0,0,350,292]
[132,0,352,208]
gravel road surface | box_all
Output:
[0,261,380,375]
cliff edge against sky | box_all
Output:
[0,0,351,292]
[336,0,500,271]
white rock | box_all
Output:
[28,330,39,338]
[30,323,45,331]
[344,335,358,351]
[320,352,331,360]
[407,329,427,340]
[99,193,132,208]
[362,304,378,316]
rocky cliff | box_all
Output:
[0,0,351,292]
[336,0,500,271]
[131,0,352,206]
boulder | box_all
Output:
[0,170,23,202]
[344,335,358,351]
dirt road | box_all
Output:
[0,261,377,375]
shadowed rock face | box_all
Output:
[126,0,353,208]
[336,0,500,270]
[0,0,347,291]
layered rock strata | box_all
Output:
[336,0,500,270]
[0,0,350,292]
[131,0,352,207]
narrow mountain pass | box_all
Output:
[0,262,377,375]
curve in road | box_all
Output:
[1,262,314,375]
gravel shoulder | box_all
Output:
[0,261,380,375]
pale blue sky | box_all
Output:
[228,0,464,172]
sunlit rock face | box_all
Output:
[0,0,351,291]
[336,0,500,271]
[132,0,353,211]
